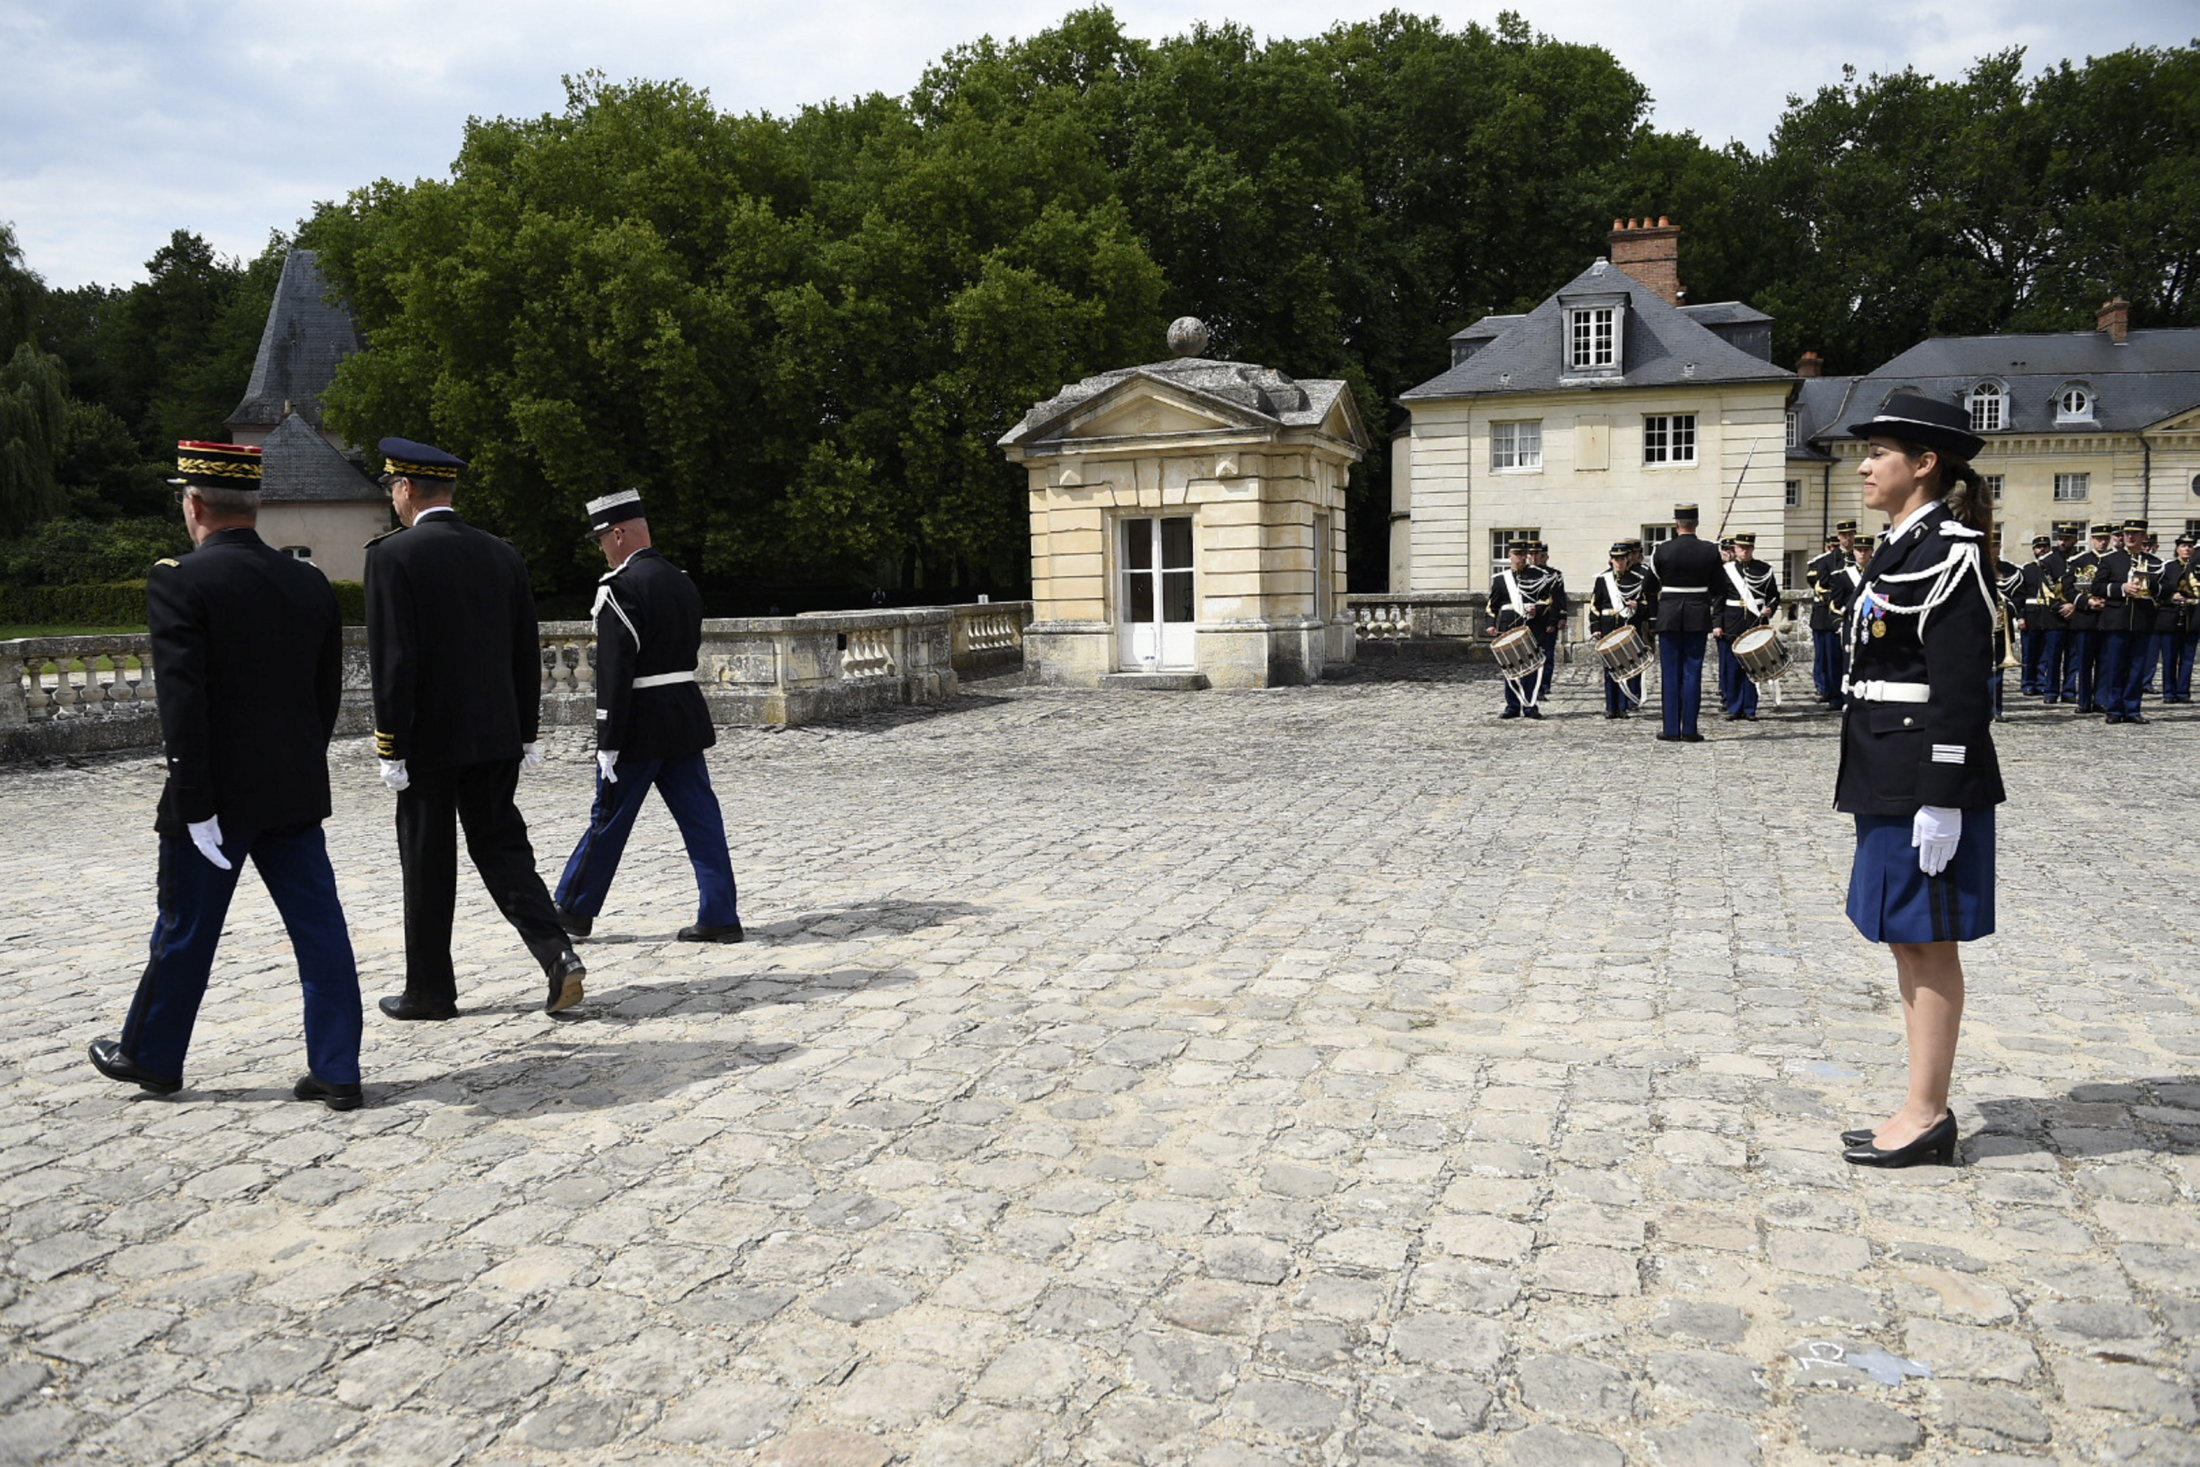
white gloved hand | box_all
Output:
[521,742,542,771]
[379,758,410,793]
[1911,805,1962,877]
[597,750,619,784]
[186,816,233,871]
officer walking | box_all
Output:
[554,490,743,942]
[1648,504,1722,742]
[89,442,364,1108]
[365,438,586,1018]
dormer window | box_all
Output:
[1559,292,1627,382]
[1967,380,2007,433]
[2054,382,2095,423]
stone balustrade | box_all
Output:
[1345,590,1817,662]
[0,601,1033,762]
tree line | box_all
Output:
[4,9,2195,599]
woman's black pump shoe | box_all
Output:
[1841,1127,1873,1147]
[1843,1112,1958,1168]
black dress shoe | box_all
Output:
[1841,1127,1874,1147]
[1498,708,1521,719]
[1522,708,1543,720]
[545,949,586,1015]
[2125,714,2149,724]
[1843,1112,1958,1168]
[554,902,593,940]
[87,1037,180,1095]
[293,1073,363,1111]
[677,922,745,944]
[378,994,458,1021]
[1656,732,1681,742]
[1682,733,1705,743]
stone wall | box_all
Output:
[0,602,1031,762]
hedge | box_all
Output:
[1,579,369,628]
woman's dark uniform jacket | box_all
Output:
[364,512,541,767]
[591,547,715,758]
[149,528,343,833]
[1834,503,2007,817]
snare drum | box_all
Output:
[1595,625,1651,680]
[1733,625,1791,685]
[1491,626,1541,678]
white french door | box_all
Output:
[1118,515,1197,670]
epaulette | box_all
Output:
[1940,521,1984,540]
[364,526,405,548]
[153,557,180,569]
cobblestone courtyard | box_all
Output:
[3,667,2197,1466]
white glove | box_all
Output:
[186,816,232,871]
[521,742,542,771]
[597,751,619,784]
[1912,805,1962,877]
[379,758,410,793]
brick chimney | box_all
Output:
[1609,216,1684,306]
[2097,297,2130,343]
[1796,351,1823,379]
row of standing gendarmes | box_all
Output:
[85,439,743,1111]
[1487,512,2199,737]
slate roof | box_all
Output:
[258,412,383,504]
[1826,329,2200,436]
[224,250,363,433]
[1001,356,1360,447]
[1405,260,1794,401]
[1785,375,1859,462]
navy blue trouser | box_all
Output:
[2096,632,2147,718]
[1604,670,1641,714]
[2075,629,2101,707]
[2020,625,2045,693]
[1660,630,1706,738]
[2039,626,2069,699]
[1535,630,1559,701]
[2143,632,2165,692]
[1717,636,1759,717]
[2168,630,2197,700]
[556,752,740,927]
[121,823,360,1085]
[1812,629,1844,702]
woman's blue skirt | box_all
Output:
[1847,808,1996,944]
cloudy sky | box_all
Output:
[3,0,2194,290]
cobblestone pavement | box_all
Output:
[3,662,2197,1467]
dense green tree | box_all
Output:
[0,342,72,533]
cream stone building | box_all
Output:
[1000,324,1367,688]
[1788,303,2200,566]
[1395,223,1796,594]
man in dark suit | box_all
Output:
[365,437,585,1018]
[88,441,363,1109]
[2088,517,2162,724]
[553,490,742,941]
[1648,504,1723,742]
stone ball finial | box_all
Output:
[1167,316,1211,358]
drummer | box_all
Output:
[1714,533,1780,721]
[1485,538,1559,721]
[1589,540,1650,719]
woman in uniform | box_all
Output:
[1834,394,2006,1167]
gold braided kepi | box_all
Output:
[174,440,262,488]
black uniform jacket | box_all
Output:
[593,547,716,760]
[2165,555,2200,632]
[1991,558,2024,662]
[1589,566,1650,636]
[2089,550,2162,635]
[1834,503,2007,816]
[2066,548,2103,631]
[1649,533,1724,634]
[1715,561,1780,638]
[1487,565,1562,634]
[147,528,342,836]
[1806,550,1846,632]
[1822,563,1864,621]
[364,509,541,770]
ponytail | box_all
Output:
[1939,459,1991,537]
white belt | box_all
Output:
[1849,680,1930,703]
[1659,586,1710,595]
[631,669,696,689]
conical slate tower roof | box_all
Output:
[224,250,363,434]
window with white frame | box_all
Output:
[1567,307,1616,371]
[1784,479,1803,509]
[1490,420,1543,470]
[2055,383,2095,422]
[1643,414,1697,465]
[1967,381,2007,433]
[1639,525,1672,553]
[1489,527,1539,581]
[1983,474,2004,503]
[2053,472,2089,501]
[1786,410,1800,449]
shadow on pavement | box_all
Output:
[485,964,920,1020]
[1970,1076,2200,1159]
[390,1037,806,1112]
[743,899,987,945]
